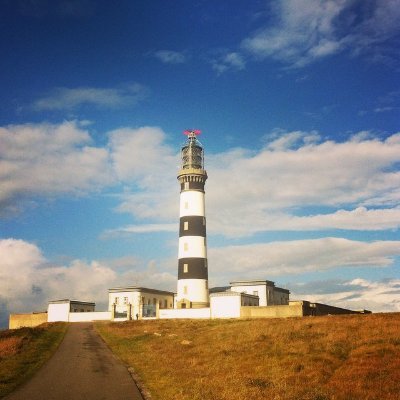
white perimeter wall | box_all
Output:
[68,311,111,322]
[210,295,241,318]
[159,308,210,319]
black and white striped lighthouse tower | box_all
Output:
[176,129,209,308]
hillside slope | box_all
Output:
[97,313,400,400]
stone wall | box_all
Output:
[9,312,48,329]
[240,303,304,319]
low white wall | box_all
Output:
[210,295,241,318]
[48,303,70,322]
[68,311,112,322]
[159,308,211,319]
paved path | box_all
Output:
[6,323,144,400]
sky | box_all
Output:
[1,0,400,328]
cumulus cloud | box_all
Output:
[153,50,186,64]
[0,121,112,215]
[0,239,176,327]
[204,132,400,236]
[3,122,400,237]
[208,237,400,280]
[290,278,400,312]
[108,126,179,221]
[241,0,400,67]
[32,83,148,111]
[104,129,400,237]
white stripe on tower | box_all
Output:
[176,130,209,308]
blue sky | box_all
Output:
[1,0,400,327]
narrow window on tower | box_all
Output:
[184,242,188,251]
[184,221,189,230]
[183,263,188,273]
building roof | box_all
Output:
[48,299,95,306]
[230,279,276,287]
[210,291,259,299]
[209,286,230,293]
[108,286,175,296]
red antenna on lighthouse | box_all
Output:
[183,129,201,136]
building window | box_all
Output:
[123,297,128,305]
[114,297,119,305]
[153,298,157,305]
[184,242,188,251]
[164,299,167,308]
[184,221,189,230]
[183,263,188,273]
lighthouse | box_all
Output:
[176,130,209,308]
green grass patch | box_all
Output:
[0,323,68,398]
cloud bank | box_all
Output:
[0,238,175,327]
[241,0,400,67]
[2,122,400,236]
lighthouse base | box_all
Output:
[177,299,210,309]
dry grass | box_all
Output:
[96,313,400,400]
[0,323,67,398]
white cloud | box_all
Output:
[241,0,400,67]
[32,83,148,111]
[291,278,400,312]
[212,52,246,74]
[208,238,400,280]
[108,126,179,221]
[3,123,400,237]
[0,238,176,326]
[153,50,186,64]
[0,121,112,215]
[102,223,177,238]
[105,129,400,237]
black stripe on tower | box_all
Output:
[180,181,205,192]
[179,216,206,237]
[178,258,208,279]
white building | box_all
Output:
[47,299,96,322]
[229,280,290,306]
[108,286,175,319]
[210,291,259,319]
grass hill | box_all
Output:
[0,323,67,398]
[96,313,400,400]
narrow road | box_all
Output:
[6,323,144,400]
